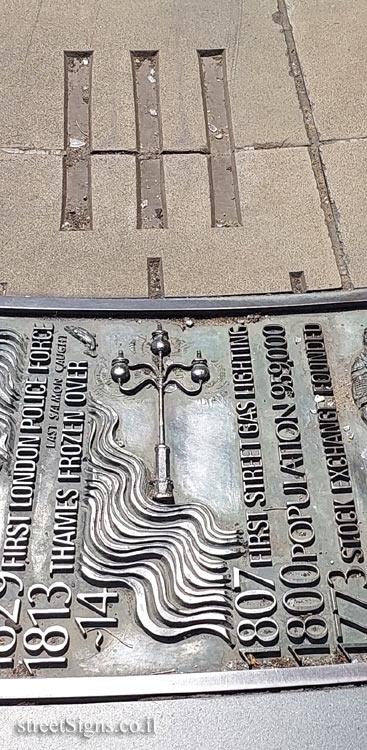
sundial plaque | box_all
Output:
[1,307,367,700]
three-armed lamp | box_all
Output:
[111,323,210,504]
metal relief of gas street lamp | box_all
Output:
[110,323,210,504]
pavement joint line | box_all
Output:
[276,0,353,291]
[319,135,367,145]
[91,148,210,156]
[0,148,65,155]
[242,142,309,150]
[2,134,367,157]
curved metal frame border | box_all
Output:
[1,663,367,704]
[1,287,367,703]
[0,287,366,317]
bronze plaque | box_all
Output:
[1,310,367,698]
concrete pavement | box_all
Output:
[1,0,365,297]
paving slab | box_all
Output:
[0,149,340,296]
[0,1,96,150]
[1,0,339,301]
[228,0,306,148]
[289,0,367,140]
[161,149,340,295]
[0,0,306,151]
[0,153,148,296]
[321,140,367,288]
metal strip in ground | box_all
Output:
[61,52,92,231]
[289,271,307,294]
[131,51,167,228]
[198,50,241,228]
[1,663,367,704]
[0,289,366,317]
[147,256,165,297]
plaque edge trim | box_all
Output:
[0,288,365,317]
[1,663,367,704]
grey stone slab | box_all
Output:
[158,0,307,150]
[0,1,96,150]
[90,2,207,152]
[0,0,306,151]
[93,0,307,150]
[228,0,306,148]
[0,153,148,296]
[290,0,367,140]
[1,686,366,749]
[161,150,340,296]
[0,149,341,296]
[321,140,367,288]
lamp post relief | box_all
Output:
[111,323,210,504]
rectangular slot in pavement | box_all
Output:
[61,52,92,231]
[131,51,167,229]
[198,50,242,228]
